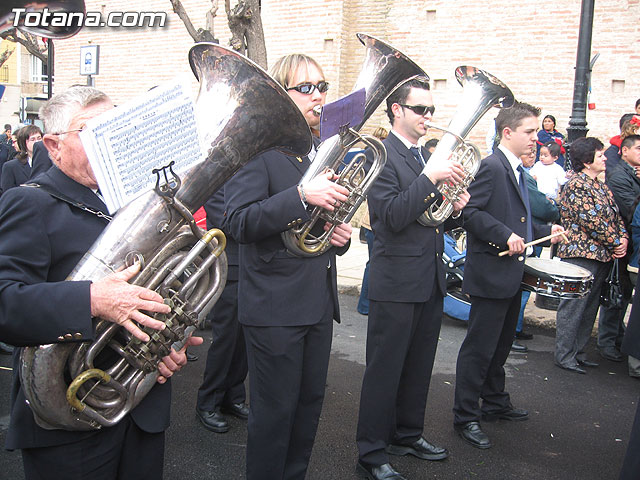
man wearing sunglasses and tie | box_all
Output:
[225,54,352,480]
[355,77,469,480]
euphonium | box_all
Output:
[281,33,427,257]
[0,1,86,38]
[418,66,514,226]
[19,43,312,431]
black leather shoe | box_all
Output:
[195,408,229,433]
[454,422,492,449]
[510,341,528,353]
[387,437,449,461]
[556,363,586,374]
[0,341,14,355]
[482,407,529,422]
[221,402,249,420]
[515,330,533,340]
[577,359,599,368]
[599,346,623,362]
[186,352,198,362]
[356,461,406,480]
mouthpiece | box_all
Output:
[312,105,322,117]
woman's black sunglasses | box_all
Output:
[287,81,330,95]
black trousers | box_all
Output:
[356,290,443,466]
[22,415,164,480]
[453,292,522,425]
[243,309,333,480]
[196,278,248,411]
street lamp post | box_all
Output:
[566,0,596,144]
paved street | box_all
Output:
[1,291,637,479]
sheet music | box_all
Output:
[80,77,203,214]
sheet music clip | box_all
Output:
[319,88,366,143]
[153,161,181,200]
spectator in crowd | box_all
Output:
[598,128,640,364]
[604,114,638,166]
[0,124,11,144]
[635,98,640,116]
[357,126,387,316]
[536,114,565,167]
[424,137,438,154]
[530,141,568,201]
[554,137,627,374]
[1,125,42,193]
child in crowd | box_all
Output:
[530,141,568,201]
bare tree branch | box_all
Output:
[170,0,217,43]
[0,44,15,69]
[0,29,47,63]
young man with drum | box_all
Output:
[453,101,564,449]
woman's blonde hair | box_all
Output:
[269,54,325,89]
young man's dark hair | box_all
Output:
[385,77,430,125]
[621,134,640,151]
[494,101,541,140]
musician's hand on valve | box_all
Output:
[452,190,470,212]
[90,263,171,343]
[326,222,352,247]
[299,170,349,211]
[506,232,526,255]
[422,160,465,185]
[156,335,204,384]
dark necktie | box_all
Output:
[517,165,533,243]
[409,146,425,168]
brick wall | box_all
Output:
[51,0,639,145]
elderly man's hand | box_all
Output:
[156,336,204,384]
[90,263,171,342]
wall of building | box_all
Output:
[49,0,639,145]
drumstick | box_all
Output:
[498,231,567,257]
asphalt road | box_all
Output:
[1,293,637,479]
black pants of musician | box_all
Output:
[242,307,333,480]
[196,277,248,412]
[22,415,164,480]
[453,292,522,425]
[356,289,443,467]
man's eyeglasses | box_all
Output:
[287,81,330,95]
[54,127,85,136]
[400,104,435,116]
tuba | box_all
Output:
[19,43,312,431]
[0,1,86,38]
[281,33,427,256]
[418,66,514,226]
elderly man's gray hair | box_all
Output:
[39,86,109,135]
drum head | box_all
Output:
[524,258,591,280]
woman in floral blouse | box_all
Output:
[555,137,628,374]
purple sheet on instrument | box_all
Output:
[319,88,366,142]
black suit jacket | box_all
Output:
[0,166,170,450]
[30,141,53,178]
[204,186,239,280]
[462,148,550,299]
[225,148,346,327]
[1,157,31,192]
[367,133,456,302]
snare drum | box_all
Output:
[522,258,593,299]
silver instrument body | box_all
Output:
[282,33,428,256]
[19,43,312,431]
[419,66,514,227]
[0,1,86,38]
